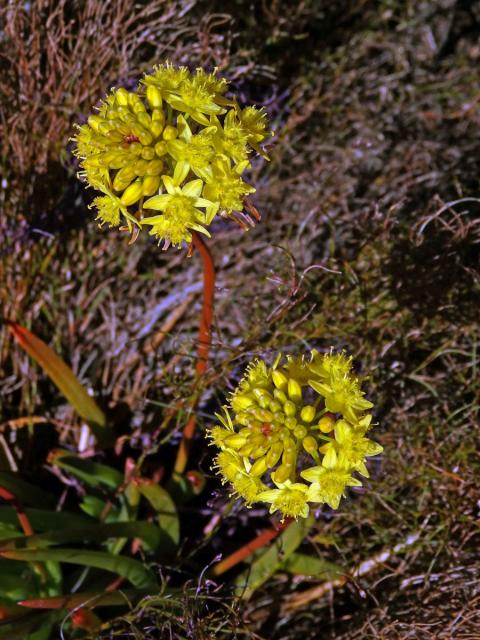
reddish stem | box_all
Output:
[0,486,34,536]
[174,232,215,475]
[0,485,48,582]
[212,518,293,577]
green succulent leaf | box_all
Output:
[234,517,313,599]
[0,548,156,588]
[136,481,180,548]
[0,507,93,531]
[48,451,123,489]
[0,473,55,508]
[0,521,164,552]
[283,552,344,578]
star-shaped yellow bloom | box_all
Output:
[257,480,311,520]
[142,163,217,246]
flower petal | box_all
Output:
[173,160,190,185]
[142,194,171,211]
[182,179,203,198]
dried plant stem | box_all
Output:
[173,232,215,475]
[212,518,293,577]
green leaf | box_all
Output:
[0,561,38,600]
[234,517,313,599]
[0,612,59,640]
[79,495,115,520]
[0,507,93,531]
[0,521,164,552]
[0,610,61,640]
[0,548,156,588]
[136,481,180,548]
[49,450,123,489]
[7,322,108,442]
[0,473,55,508]
[283,552,344,578]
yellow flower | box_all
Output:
[308,375,373,424]
[238,106,269,143]
[141,165,216,247]
[214,450,265,505]
[257,480,310,520]
[167,116,216,181]
[161,70,226,126]
[231,473,266,506]
[212,110,250,164]
[319,419,383,477]
[237,105,272,157]
[142,62,190,95]
[90,194,122,227]
[301,449,362,510]
[203,157,255,222]
[73,63,271,246]
[309,351,353,380]
[209,350,382,519]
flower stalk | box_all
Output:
[174,231,215,475]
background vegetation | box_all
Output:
[1,1,479,638]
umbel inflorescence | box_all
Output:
[209,351,383,520]
[73,62,271,248]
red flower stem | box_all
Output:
[174,231,215,475]
[211,518,293,577]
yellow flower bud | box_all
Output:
[146,85,163,108]
[154,141,168,157]
[238,443,255,457]
[128,92,141,107]
[272,464,291,483]
[300,405,315,423]
[133,159,149,176]
[285,416,297,430]
[162,125,178,141]
[120,180,143,206]
[146,159,164,176]
[294,424,307,439]
[113,166,136,191]
[283,400,296,417]
[142,175,161,197]
[266,443,283,467]
[151,108,165,122]
[288,378,302,403]
[272,370,288,390]
[224,434,248,449]
[141,147,155,160]
[137,112,152,130]
[318,415,335,433]
[150,121,164,138]
[302,435,318,455]
[129,143,143,157]
[273,388,288,404]
[105,129,124,143]
[250,456,268,477]
[115,87,130,106]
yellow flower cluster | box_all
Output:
[209,351,382,520]
[73,62,271,248]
